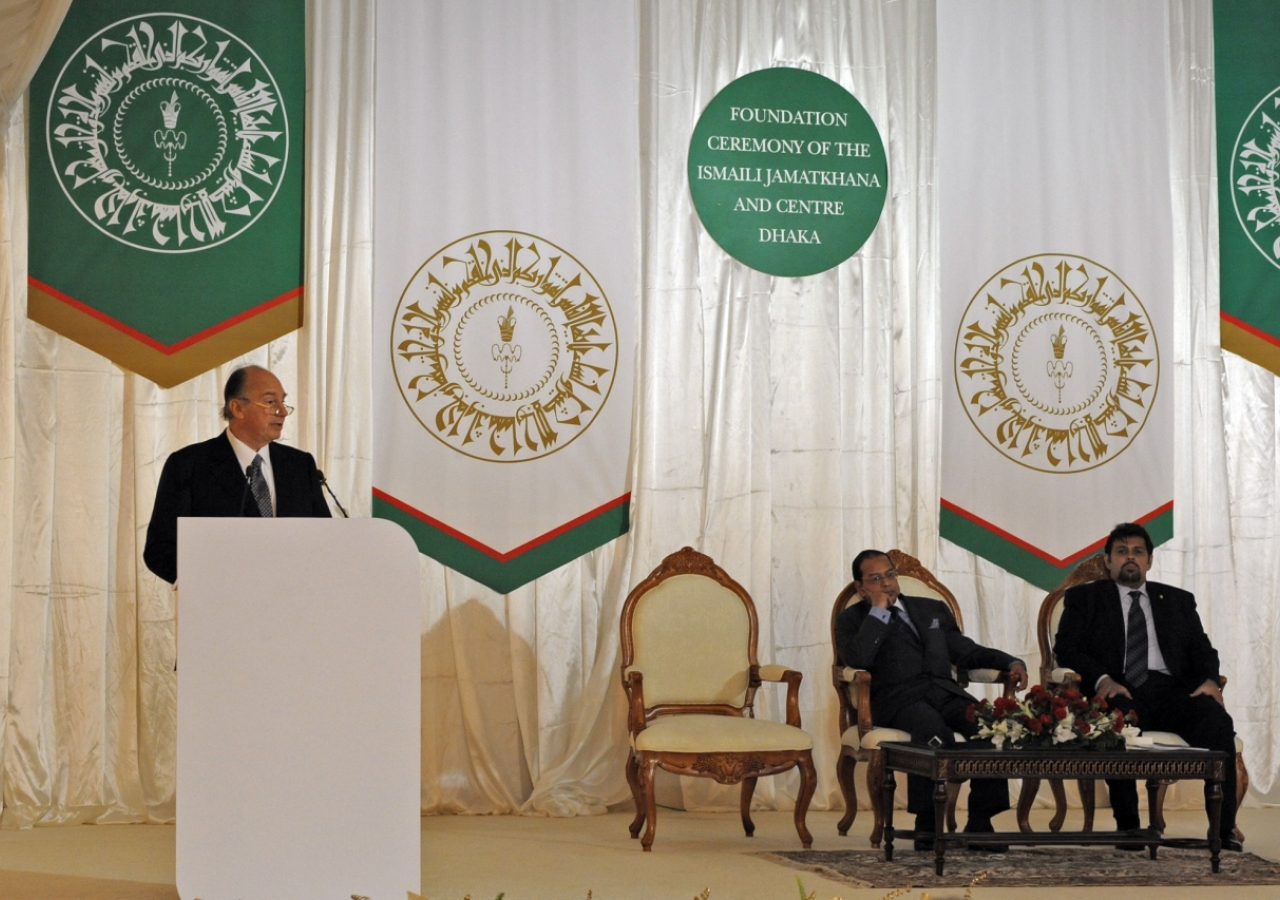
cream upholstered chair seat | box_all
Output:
[622,548,816,851]
[843,725,968,750]
[633,715,813,754]
[831,549,1019,847]
[1129,732,1245,754]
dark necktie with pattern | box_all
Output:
[247,454,273,518]
[893,606,920,641]
[1124,590,1149,688]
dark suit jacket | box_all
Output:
[1054,578,1220,694]
[834,594,1019,725]
[143,432,331,584]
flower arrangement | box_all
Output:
[968,685,1140,751]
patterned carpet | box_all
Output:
[756,847,1280,888]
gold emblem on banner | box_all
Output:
[954,254,1159,473]
[391,231,618,462]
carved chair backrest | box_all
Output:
[621,548,758,722]
[828,549,962,727]
[1036,553,1111,672]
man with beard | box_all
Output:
[1054,522,1241,851]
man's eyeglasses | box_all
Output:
[239,398,294,416]
[862,570,898,585]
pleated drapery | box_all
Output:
[3,0,1280,828]
[0,0,374,825]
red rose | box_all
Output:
[1052,697,1068,709]
[1097,697,1109,710]
[1053,706,1068,720]
[1063,689,1082,701]
[966,704,977,723]
[1029,684,1043,694]
[1041,714,1053,726]
[1127,710,1139,725]
[1027,718,1043,733]
[1078,720,1092,735]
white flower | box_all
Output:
[992,733,1006,750]
[1052,714,1077,745]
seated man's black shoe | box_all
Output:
[913,813,936,852]
[962,817,1007,853]
[1221,838,1244,852]
[1114,814,1146,850]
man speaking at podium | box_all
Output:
[144,365,331,584]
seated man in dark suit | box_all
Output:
[1054,522,1241,851]
[835,549,1028,850]
[144,365,331,584]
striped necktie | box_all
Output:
[1124,590,1149,688]
[248,454,273,518]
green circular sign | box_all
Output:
[688,68,888,277]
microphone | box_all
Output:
[318,471,349,518]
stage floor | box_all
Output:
[0,806,1278,899]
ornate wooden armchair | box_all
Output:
[1016,554,1249,838]
[621,547,816,851]
[831,549,1017,847]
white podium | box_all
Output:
[176,518,421,900]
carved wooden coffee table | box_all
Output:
[878,742,1226,876]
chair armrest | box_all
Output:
[967,670,1018,706]
[852,669,874,737]
[759,664,803,728]
[623,669,647,734]
[1049,667,1082,689]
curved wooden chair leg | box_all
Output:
[945,781,960,833]
[1017,777,1041,833]
[1236,751,1249,842]
[625,752,645,838]
[1153,781,1170,834]
[740,776,758,837]
[836,751,858,835]
[1048,779,1068,831]
[867,750,886,848]
[794,752,817,849]
[639,758,660,851]
[1078,779,1095,832]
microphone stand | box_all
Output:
[239,470,253,516]
[318,471,349,518]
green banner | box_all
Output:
[1215,0,1280,374]
[28,0,305,387]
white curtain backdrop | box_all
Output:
[2,0,1279,828]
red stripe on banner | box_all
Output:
[940,498,1174,566]
[371,487,632,563]
[1221,310,1280,349]
[28,277,303,355]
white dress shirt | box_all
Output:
[227,430,276,515]
[1096,582,1170,689]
